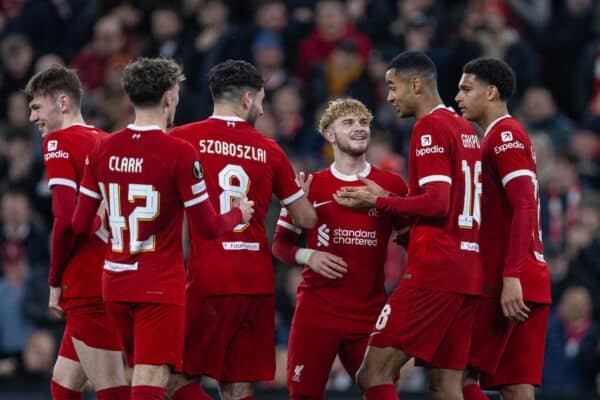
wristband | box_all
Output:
[294,248,315,265]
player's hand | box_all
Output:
[501,277,530,322]
[234,197,255,224]
[296,171,313,197]
[333,187,377,208]
[357,176,389,197]
[307,251,348,279]
[48,286,64,320]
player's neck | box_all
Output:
[480,103,509,133]
[213,104,246,121]
[60,111,86,130]
[333,152,368,176]
[415,93,444,120]
[133,108,167,131]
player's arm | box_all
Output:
[48,185,77,287]
[272,210,347,279]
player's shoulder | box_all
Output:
[487,116,530,145]
[170,120,209,139]
[369,165,407,192]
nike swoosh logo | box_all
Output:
[313,200,333,208]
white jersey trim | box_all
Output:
[277,219,302,234]
[330,162,371,182]
[534,251,545,263]
[428,104,454,114]
[209,115,246,122]
[281,188,305,205]
[418,175,452,187]
[48,178,77,190]
[222,241,260,251]
[483,114,511,137]
[80,186,101,200]
[104,260,138,272]
[184,193,209,208]
[127,123,163,132]
[501,169,536,187]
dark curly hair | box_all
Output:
[387,51,437,86]
[463,57,515,101]
[24,65,83,106]
[208,59,264,103]
[121,57,184,107]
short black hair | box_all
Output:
[24,65,83,106]
[463,57,515,101]
[121,57,184,107]
[208,59,264,103]
[387,51,437,84]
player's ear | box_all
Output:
[410,75,423,95]
[322,128,335,144]
[57,94,69,113]
[487,85,500,102]
[241,91,252,110]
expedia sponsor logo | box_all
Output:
[44,150,69,161]
[416,145,444,157]
[501,131,513,142]
[494,141,524,154]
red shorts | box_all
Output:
[369,286,478,370]
[469,298,550,389]
[104,302,184,370]
[287,309,371,399]
[183,295,275,381]
[58,298,122,361]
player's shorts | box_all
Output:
[469,297,550,389]
[104,301,184,370]
[183,294,275,381]
[58,298,122,361]
[369,286,478,370]
[287,308,371,399]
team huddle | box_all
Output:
[27,51,550,400]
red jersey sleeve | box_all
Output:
[412,119,453,187]
[43,135,78,191]
[272,208,302,265]
[272,145,304,205]
[73,151,102,235]
[489,127,539,277]
[175,141,242,239]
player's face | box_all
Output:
[28,94,63,136]
[166,83,180,129]
[386,69,415,118]
[329,113,371,156]
[455,73,487,123]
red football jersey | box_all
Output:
[170,116,304,297]
[480,115,551,303]
[402,106,482,295]
[42,124,108,299]
[276,163,408,328]
[80,124,211,305]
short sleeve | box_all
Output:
[275,207,301,234]
[79,143,102,200]
[490,128,536,187]
[174,141,210,208]
[412,119,452,187]
[272,144,304,205]
[43,135,77,190]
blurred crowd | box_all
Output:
[0,0,598,396]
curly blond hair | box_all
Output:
[318,98,373,134]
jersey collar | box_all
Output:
[210,115,246,122]
[484,114,511,137]
[428,104,454,114]
[127,123,163,132]
[330,162,371,182]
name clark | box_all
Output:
[109,156,143,173]
[199,139,267,163]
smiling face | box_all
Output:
[385,68,416,118]
[325,112,371,156]
[455,72,489,124]
[28,93,63,136]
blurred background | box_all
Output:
[0,0,598,399]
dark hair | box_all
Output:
[387,51,437,84]
[463,57,515,101]
[121,57,184,107]
[208,59,264,103]
[24,65,83,106]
